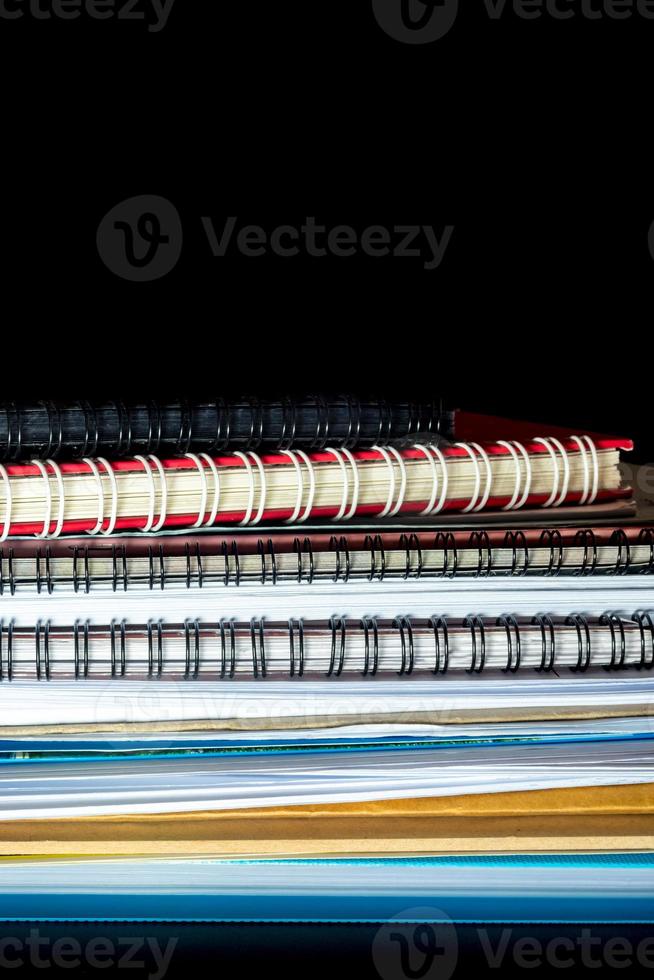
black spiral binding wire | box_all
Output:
[400,534,422,579]
[250,618,266,678]
[503,531,529,576]
[2,526,654,594]
[176,400,193,455]
[375,399,392,445]
[184,618,201,680]
[610,529,631,574]
[329,536,350,583]
[35,548,54,595]
[365,534,386,582]
[185,543,203,589]
[79,400,99,457]
[631,612,654,669]
[1,612,654,681]
[532,613,557,672]
[147,400,162,455]
[435,532,458,577]
[429,615,449,674]
[258,538,277,584]
[311,395,330,451]
[72,546,91,594]
[327,616,347,677]
[288,618,305,677]
[638,529,654,574]
[463,614,486,674]
[279,397,297,451]
[600,612,627,671]
[566,614,591,673]
[538,530,563,575]
[219,619,236,679]
[73,619,90,680]
[573,530,597,576]
[497,614,521,672]
[360,616,379,677]
[0,619,13,681]
[39,401,63,458]
[109,619,127,678]
[393,616,415,675]
[35,619,51,681]
[469,531,492,577]
[293,537,314,583]
[147,619,164,679]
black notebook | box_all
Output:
[0,397,453,460]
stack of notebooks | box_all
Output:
[0,396,652,925]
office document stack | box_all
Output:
[0,397,651,925]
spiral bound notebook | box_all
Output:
[3,524,652,594]
[0,398,454,460]
[0,612,652,680]
[0,420,633,538]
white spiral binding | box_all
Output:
[280,450,304,523]
[185,453,209,528]
[32,459,65,538]
[496,441,520,510]
[0,463,12,543]
[341,447,360,520]
[133,455,157,533]
[248,452,267,525]
[570,435,599,505]
[532,438,560,507]
[373,446,396,518]
[97,457,118,536]
[471,442,492,512]
[386,446,407,518]
[32,460,51,538]
[233,451,267,526]
[295,449,316,523]
[50,460,66,537]
[148,455,168,533]
[233,451,255,525]
[83,457,105,535]
[413,444,438,514]
[454,442,492,513]
[497,440,532,510]
[534,436,570,507]
[582,435,599,504]
[198,452,221,526]
[415,444,450,515]
[324,448,352,522]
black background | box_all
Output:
[1,1,652,454]
[0,1,653,975]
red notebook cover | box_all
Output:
[0,416,633,536]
